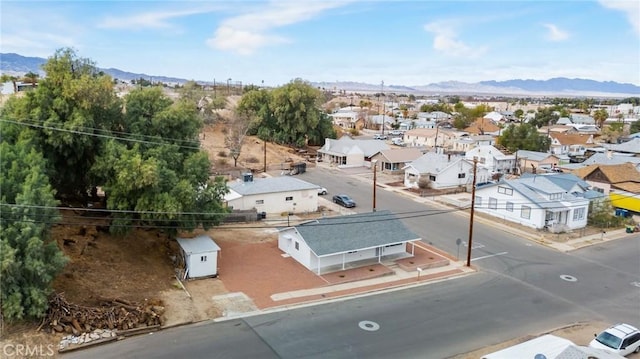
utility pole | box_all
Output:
[372,161,378,212]
[466,157,478,267]
[381,80,385,136]
[263,138,267,173]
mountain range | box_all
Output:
[2,52,639,97]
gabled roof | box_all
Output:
[582,153,640,166]
[550,133,594,146]
[293,210,421,256]
[319,136,389,157]
[375,148,423,163]
[464,118,501,135]
[572,162,640,184]
[478,176,587,209]
[176,235,221,254]
[228,176,319,196]
[466,145,514,160]
[603,138,640,154]
[405,152,468,174]
[521,173,590,192]
[405,128,456,138]
[515,150,558,162]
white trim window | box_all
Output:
[475,196,482,207]
[506,201,514,212]
[489,197,498,210]
[573,207,585,221]
[521,205,531,219]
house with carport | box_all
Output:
[278,211,422,274]
[317,136,389,167]
[225,175,321,215]
[403,152,489,190]
[370,147,423,174]
[549,133,596,156]
[403,128,459,149]
[473,175,591,232]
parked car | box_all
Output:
[373,134,388,140]
[389,130,404,136]
[332,194,356,208]
[317,187,328,195]
[391,138,405,146]
[589,323,640,356]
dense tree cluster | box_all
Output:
[498,123,551,152]
[237,78,336,147]
[0,48,228,321]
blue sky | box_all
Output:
[2,0,639,86]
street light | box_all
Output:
[372,160,378,212]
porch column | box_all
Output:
[342,253,346,270]
[411,242,415,255]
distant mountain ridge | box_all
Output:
[2,52,639,96]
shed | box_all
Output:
[176,235,221,279]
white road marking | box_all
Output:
[470,252,508,262]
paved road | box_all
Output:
[64,168,640,358]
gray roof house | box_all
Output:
[318,135,389,168]
[371,148,423,173]
[225,175,321,214]
[474,175,591,232]
[602,137,640,155]
[277,210,421,274]
[403,152,490,189]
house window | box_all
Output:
[489,197,497,210]
[506,201,514,212]
[573,207,585,221]
[256,200,264,205]
[429,175,436,181]
[475,196,482,207]
[294,242,299,250]
[285,196,293,201]
[521,205,531,219]
[497,186,513,195]
[200,256,207,262]
[458,173,466,179]
[549,193,562,200]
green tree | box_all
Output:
[593,108,608,128]
[3,48,122,200]
[238,79,336,147]
[93,87,228,235]
[630,120,640,134]
[498,123,551,152]
[23,71,39,86]
[514,109,524,120]
[0,136,68,321]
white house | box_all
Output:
[452,135,495,152]
[176,235,221,279]
[318,136,389,167]
[403,128,458,149]
[225,175,320,214]
[464,145,516,174]
[403,153,489,189]
[474,175,591,232]
[278,210,422,274]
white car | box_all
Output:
[589,323,640,356]
[317,187,327,195]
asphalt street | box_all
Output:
[63,168,640,359]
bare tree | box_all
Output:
[224,113,251,167]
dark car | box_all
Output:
[332,194,356,208]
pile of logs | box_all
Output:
[43,293,164,335]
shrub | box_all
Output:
[246,156,260,163]
[218,151,228,157]
[417,177,430,189]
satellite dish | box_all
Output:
[534,354,547,359]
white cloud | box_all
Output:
[98,6,220,30]
[543,23,569,41]
[424,21,485,57]
[598,0,640,36]
[207,1,350,55]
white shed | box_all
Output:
[176,235,221,279]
